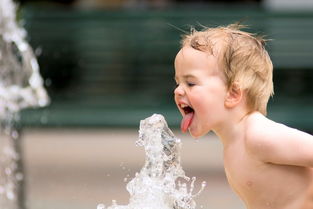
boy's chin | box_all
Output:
[188,128,208,139]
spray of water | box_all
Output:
[99,114,206,209]
[0,0,49,208]
[0,0,49,117]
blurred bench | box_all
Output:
[21,5,313,131]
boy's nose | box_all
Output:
[174,85,185,96]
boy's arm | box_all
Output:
[248,123,313,168]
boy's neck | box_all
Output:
[213,108,254,148]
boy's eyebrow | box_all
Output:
[174,74,197,81]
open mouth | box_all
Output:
[180,104,194,115]
[179,104,195,133]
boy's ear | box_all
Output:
[224,82,243,108]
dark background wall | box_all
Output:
[18,0,313,132]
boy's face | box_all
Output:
[174,46,228,138]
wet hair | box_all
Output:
[181,23,274,115]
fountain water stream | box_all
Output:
[0,0,49,208]
[100,114,206,209]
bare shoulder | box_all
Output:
[244,112,281,145]
[245,112,312,142]
[244,112,313,166]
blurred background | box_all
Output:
[13,0,313,208]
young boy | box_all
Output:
[173,24,313,209]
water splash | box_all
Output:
[0,0,49,208]
[101,114,206,209]
[0,0,49,118]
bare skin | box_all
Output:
[222,112,313,209]
[174,46,313,209]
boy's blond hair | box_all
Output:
[181,24,274,115]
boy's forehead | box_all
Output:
[176,46,205,63]
[175,46,222,76]
[177,46,221,60]
[175,46,220,66]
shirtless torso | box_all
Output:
[223,112,313,209]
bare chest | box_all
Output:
[223,145,312,209]
[223,145,260,199]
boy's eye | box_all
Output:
[187,82,195,87]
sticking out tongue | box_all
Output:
[181,112,194,133]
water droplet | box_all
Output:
[17,42,28,52]
[45,78,52,87]
[201,181,207,187]
[111,199,117,206]
[6,190,15,200]
[96,203,105,209]
[34,47,42,56]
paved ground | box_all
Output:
[22,128,245,209]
